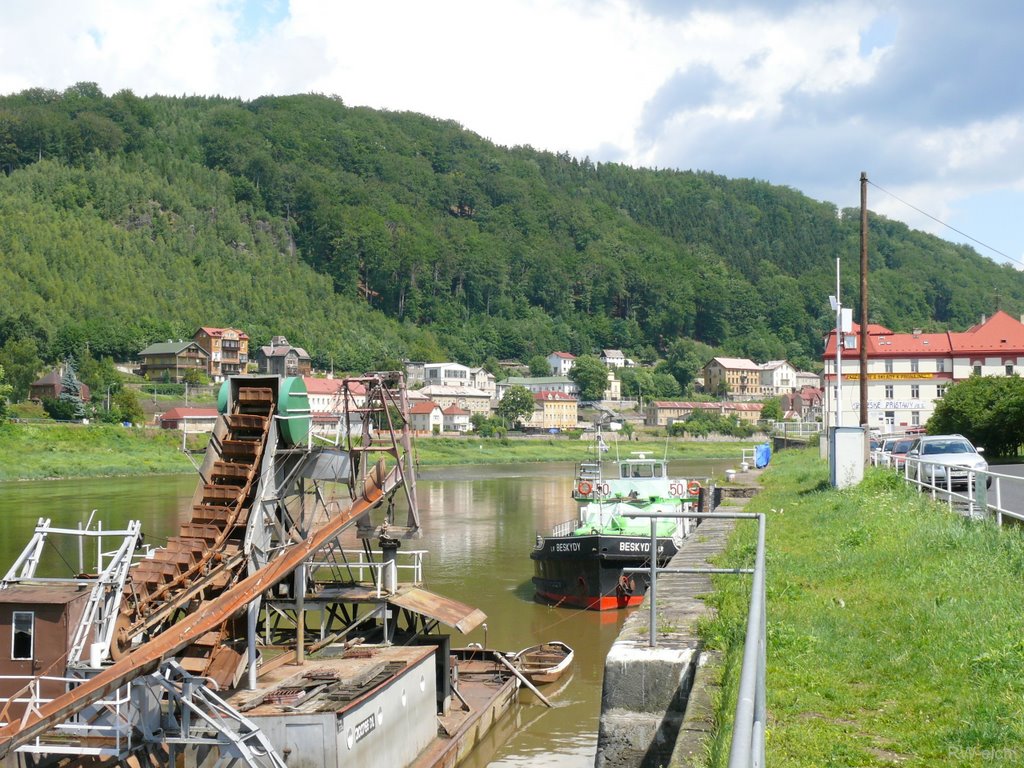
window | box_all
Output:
[911,359,919,373]
[937,385,948,398]
[974,364,982,376]
[937,359,946,373]
[912,411,920,426]
[911,385,919,399]
[884,360,893,374]
[12,611,33,660]
[1007,364,1015,376]
[884,385,894,399]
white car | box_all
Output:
[904,434,990,490]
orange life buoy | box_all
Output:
[687,480,702,497]
[577,480,593,496]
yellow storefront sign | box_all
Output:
[842,373,933,380]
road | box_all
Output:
[987,463,1024,518]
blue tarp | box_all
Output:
[755,443,771,469]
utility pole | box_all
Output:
[860,172,869,460]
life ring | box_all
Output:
[577,480,593,496]
[687,480,702,497]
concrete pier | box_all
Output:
[595,478,761,768]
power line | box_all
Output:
[866,179,1022,268]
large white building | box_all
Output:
[823,311,1024,432]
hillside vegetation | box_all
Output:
[1,83,1022,382]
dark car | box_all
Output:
[881,437,915,469]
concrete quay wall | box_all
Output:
[595,481,761,768]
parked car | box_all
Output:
[881,437,915,469]
[904,434,991,489]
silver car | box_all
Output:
[905,434,990,490]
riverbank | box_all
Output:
[704,448,1024,766]
[0,421,762,481]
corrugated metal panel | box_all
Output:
[389,588,486,634]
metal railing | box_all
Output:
[872,451,1024,525]
[622,510,766,768]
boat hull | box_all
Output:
[530,534,678,611]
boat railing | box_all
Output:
[0,675,135,757]
[308,549,426,594]
[549,519,580,538]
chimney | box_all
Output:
[981,314,987,324]
[913,329,921,338]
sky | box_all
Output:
[3,0,1023,269]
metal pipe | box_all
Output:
[648,517,657,647]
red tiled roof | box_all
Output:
[302,377,365,396]
[550,351,576,359]
[197,326,249,339]
[442,405,470,416]
[823,311,1024,358]
[409,400,441,415]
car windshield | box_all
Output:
[921,440,975,455]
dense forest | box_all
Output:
[1,83,1022,393]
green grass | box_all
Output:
[0,420,760,481]
[703,449,1024,767]
[0,421,198,480]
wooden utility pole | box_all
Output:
[860,172,869,457]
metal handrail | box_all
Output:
[622,510,766,768]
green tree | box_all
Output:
[927,375,1024,457]
[496,385,535,428]
[0,338,42,402]
[57,358,86,420]
[112,387,144,424]
[569,355,609,402]
[0,365,12,421]
[761,397,782,421]
[527,355,551,377]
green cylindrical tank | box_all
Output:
[277,376,311,446]
[217,380,231,414]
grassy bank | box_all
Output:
[0,421,761,481]
[703,449,1024,767]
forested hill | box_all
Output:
[1,83,1022,380]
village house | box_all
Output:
[759,360,797,397]
[780,387,824,421]
[702,357,765,400]
[423,363,470,387]
[303,377,368,436]
[193,327,249,381]
[442,404,472,433]
[546,351,576,377]
[644,400,764,427]
[526,390,578,431]
[497,376,579,400]
[823,310,1024,432]
[255,336,312,378]
[137,341,210,383]
[468,367,497,397]
[418,385,493,418]
[158,406,219,432]
[600,349,627,368]
[408,400,444,435]
[29,367,92,403]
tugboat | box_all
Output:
[531,449,702,610]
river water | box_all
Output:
[0,456,733,767]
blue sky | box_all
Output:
[2,0,1023,268]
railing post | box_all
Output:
[648,517,657,648]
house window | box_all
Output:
[973,364,982,376]
[911,385,919,399]
[884,360,893,374]
[911,359,919,373]
[937,385,948,398]
[884,385,894,399]
[937,359,946,373]
[912,411,920,426]
[12,611,33,660]
[1007,364,1014,375]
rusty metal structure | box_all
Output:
[0,372,488,766]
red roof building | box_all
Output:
[823,310,1024,431]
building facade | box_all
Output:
[526,391,578,430]
[703,357,764,399]
[418,385,492,417]
[255,336,312,378]
[408,401,444,434]
[193,327,249,381]
[546,351,576,377]
[497,376,579,399]
[138,341,210,383]
[644,400,764,427]
[822,311,1024,432]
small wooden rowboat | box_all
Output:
[512,641,574,684]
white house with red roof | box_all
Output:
[303,377,368,436]
[158,407,219,432]
[823,311,1024,431]
[442,404,472,433]
[546,351,576,377]
[409,400,444,435]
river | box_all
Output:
[0,456,734,767]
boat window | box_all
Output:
[12,611,33,660]
[654,465,663,477]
